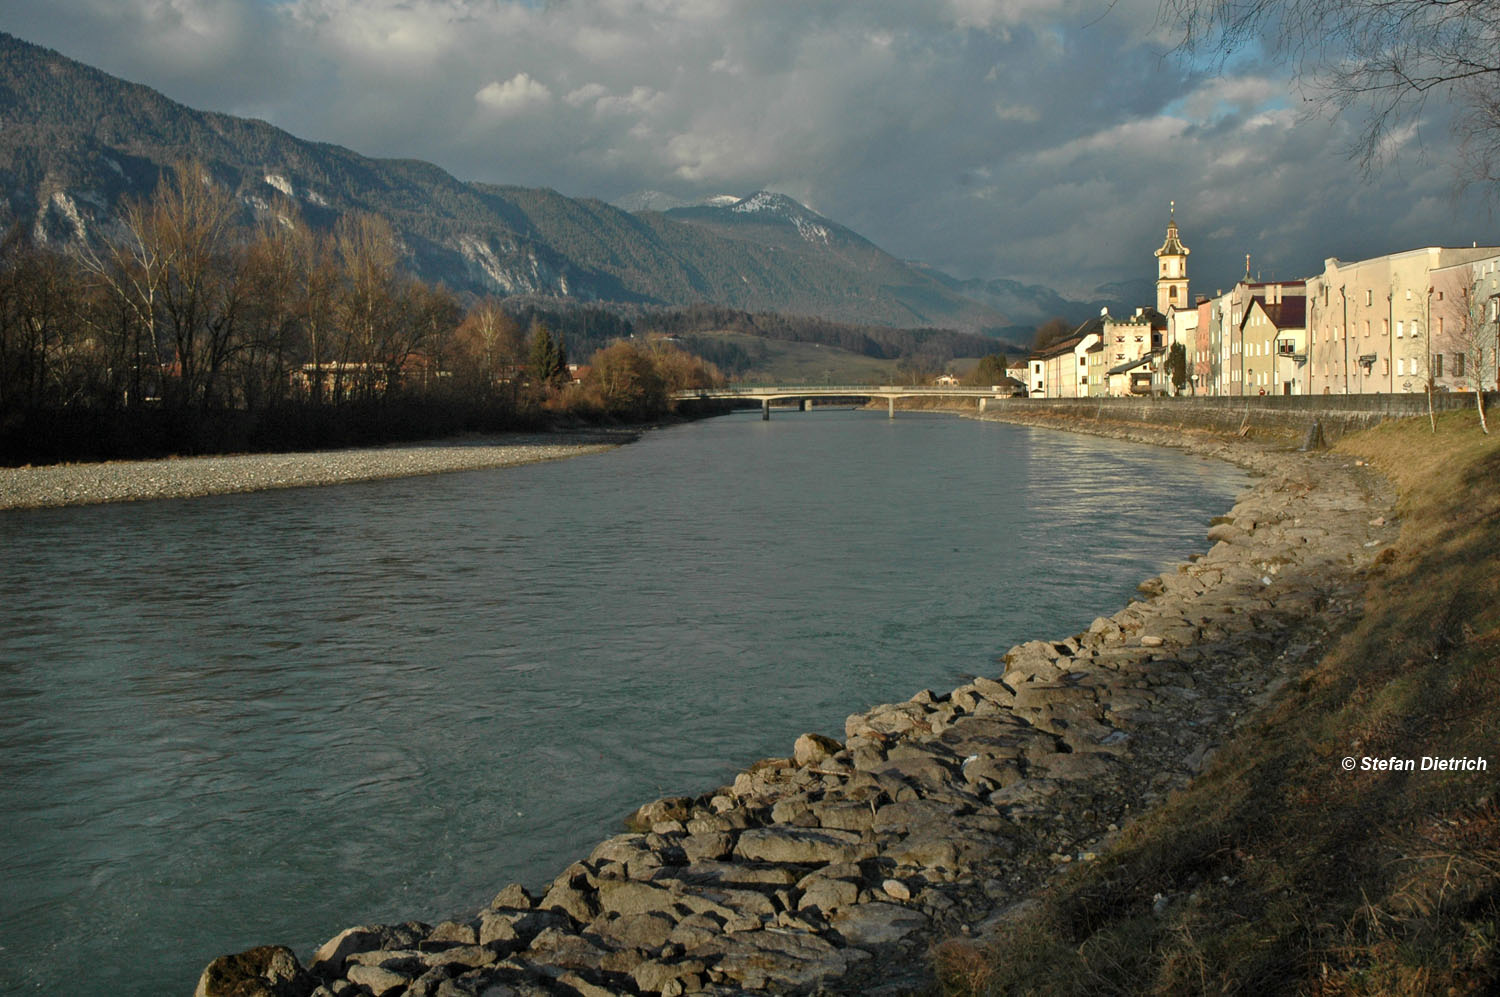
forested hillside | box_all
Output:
[0,32,1010,329]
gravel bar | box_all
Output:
[0,432,632,511]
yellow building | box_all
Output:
[1305,246,1500,394]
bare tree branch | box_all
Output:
[1160,0,1500,183]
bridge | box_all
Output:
[671,385,1018,419]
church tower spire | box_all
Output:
[1155,201,1189,314]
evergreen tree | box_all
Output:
[528,324,561,385]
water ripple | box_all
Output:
[0,412,1244,996]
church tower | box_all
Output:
[1155,202,1189,314]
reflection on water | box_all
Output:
[0,412,1244,995]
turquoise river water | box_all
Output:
[0,411,1246,995]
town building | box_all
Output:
[1429,253,1500,393]
[1029,330,1100,398]
[1242,284,1307,395]
[1304,246,1500,395]
[1100,307,1166,395]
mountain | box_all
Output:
[917,270,1157,332]
[0,32,1009,330]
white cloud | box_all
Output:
[3,0,1491,297]
[475,73,553,114]
[564,83,610,108]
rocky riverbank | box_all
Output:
[196,417,1398,997]
[0,432,630,511]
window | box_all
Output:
[1396,321,1403,338]
[1406,289,1412,301]
[1437,290,1444,301]
[1435,353,1444,377]
[1383,358,1390,376]
[1365,321,1371,337]
[1438,316,1445,335]
[1412,320,1420,337]
[1366,289,1373,306]
[1455,353,1466,377]
[1397,358,1405,375]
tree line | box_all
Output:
[0,161,724,464]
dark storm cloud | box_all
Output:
[2,0,1490,298]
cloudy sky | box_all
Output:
[2,0,1492,297]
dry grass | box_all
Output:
[931,411,1500,996]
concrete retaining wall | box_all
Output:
[984,392,1499,444]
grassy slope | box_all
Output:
[933,411,1500,996]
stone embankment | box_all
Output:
[0,433,628,511]
[197,419,1397,997]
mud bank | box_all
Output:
[195,416,1396,997]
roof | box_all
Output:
[1031,334,1086,360]
[1107,355,1155,376]
[1244,296,1307,330]
[1155,218,1189,258]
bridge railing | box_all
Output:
[672,385,1010,398]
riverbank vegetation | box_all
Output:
[0,162,727,465]
[931,411,1500,995]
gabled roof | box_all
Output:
[1032,334,1087,360]
[1243,296,1307,331]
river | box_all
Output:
[0,411,1245,995]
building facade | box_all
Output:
[1029,332,1099,398]
[1430,254,1500,393]
[1304,247,1500,395]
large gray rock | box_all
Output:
[344,964,410,996]
[525,926,611,971]
[830,902,929,948]
[687,929,869,990]
[587,910,676,951]
[734,826,875,865]
[195,946,315,997]
[797,875,860,913]
[793,732,843,767]
[540,864,600,925]
[632,958,707,995]
[680,830,735,864]
[671,859,798,888]
[595,879,680,918]
[309,924,428,978]
[806,800,878,833]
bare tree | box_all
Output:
[76,161,250,414]
[1159,0,1500,180]
[1451,280,1496,432]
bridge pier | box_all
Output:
[802,399,813,412]
[762,399,770,421]
[979,397,987,413]
[888,397,895,419]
